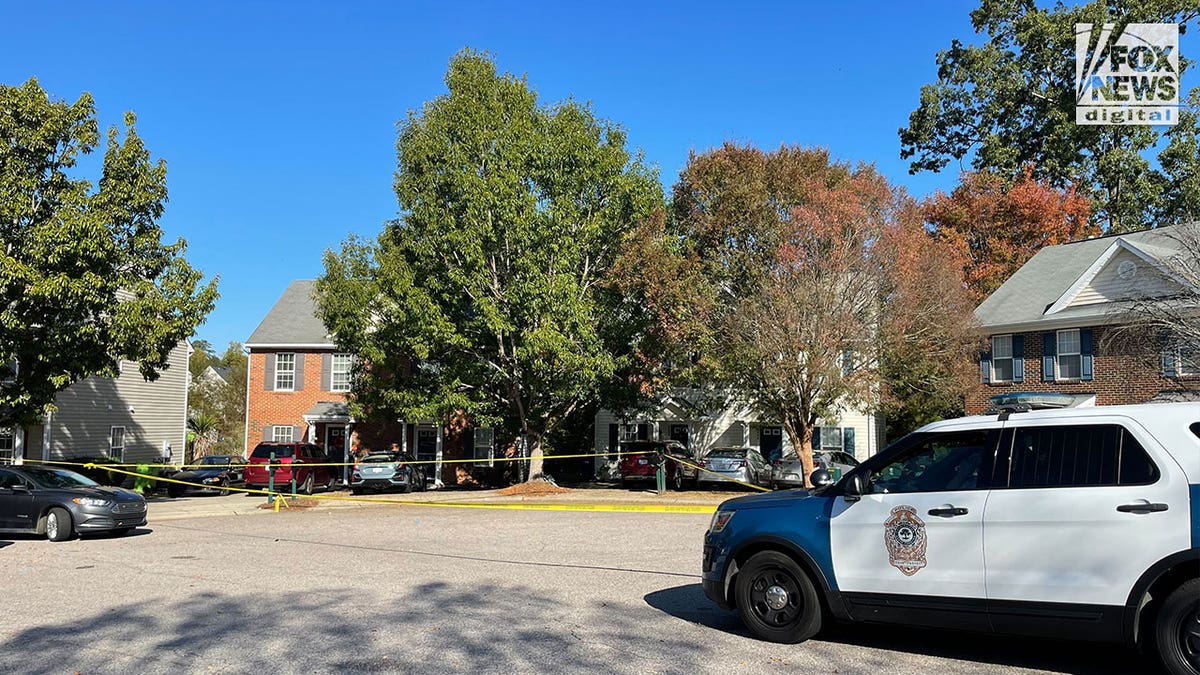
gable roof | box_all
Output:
[245,280,335,348]
[974,223,1196,332]
[202,365,231,385]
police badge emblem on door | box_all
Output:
[884,505,927,576]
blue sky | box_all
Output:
[1,1,1192,350]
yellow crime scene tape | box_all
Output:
[36,456,723,515]
[45,450,654,470]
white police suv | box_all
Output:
[703,402,1200,674]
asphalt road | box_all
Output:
[0,503,1160,674]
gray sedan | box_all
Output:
[0,464,147,541]
[697,447,769,488]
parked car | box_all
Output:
[698,447,769,488]
[167,455,246,497]
[243,442,333,494]
[701,402,1200,675]
[350,451,427,494]
[0,464,147,541]
[618,440,699,490]
[771,450,860,489]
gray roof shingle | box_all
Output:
[973,224,1193,331]
[246,280,334,347]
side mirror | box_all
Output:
[842,473,867,502]
[809,468,835,488]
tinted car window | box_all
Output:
[0,470,25,489]
[707,450,747,459]
[18,467,99,488]
[362,453,397,463]
[1001,424,1159,489]
[251,445,294,459]
[1192,422,1200,440]
[198,456,230,466]
[869,430,996,494]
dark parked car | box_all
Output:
[244,443,334,494]
[771,450,860,489]
[618,440,699,490]
[167,455,246,497]
[0,464,147,541]
[350,451,427,494]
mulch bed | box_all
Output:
[497,482,571,497]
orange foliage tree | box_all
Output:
[924,167,1095,304]
[615,144,978,483]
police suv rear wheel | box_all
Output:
[1156,578,1200,675]
[735,551,822,643]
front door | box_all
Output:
[669,424,689,448]
[829,426,1000,631]
[416,428,437,464]
[760,426,783,462]
[983,418,1192,636]
[325,426,348,483]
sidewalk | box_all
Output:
[147,483,757,522]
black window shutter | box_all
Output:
[1042,333,1056,382]
[264,354,276,391]
[321,353,332,391]
[608,423,618,452]
[1080,329,1094,381]
[294,354,305,391]
[1012,335,1025,383]
[811,427,821,451]
[843,427,855,455]
[637,423,649,440]
[980,348,992,384]
[262,426,272,441]
[294,425,303,442]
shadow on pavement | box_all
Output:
[0,582,707,674]
[644,583,1158,674]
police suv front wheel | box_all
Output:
[1157,578,1200,675]
[735,551,822,643]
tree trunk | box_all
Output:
[526,433,544,480]
[782,419,815,488]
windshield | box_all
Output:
[20,466,99,488]
[707,450,746,459]
[198,456,230,465]
[251,445,293,459]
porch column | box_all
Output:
[401,421,408,453]
[307,424,315,443]
[434,424,444,488]
[741,421,750,447]
[13,428,24,465]
[342,423,352,484]
[42,412,52,461]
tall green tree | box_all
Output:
[316,50,661,478]
[187,341,247,455]
[0,78,218,426]
[900,1,1199,232]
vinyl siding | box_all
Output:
[1070,249,1178,307]
[42,340,189,464]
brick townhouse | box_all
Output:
[244,280,491,486]
[969,223,1198,414]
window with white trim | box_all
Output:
[275,353,295,391]
[110,426,126,461]
[1178,347,1199,376]
[472,427,494,464]
[272,425,294,443]
[2,358,17,384]
[331,354,352,392]
[991,334,1014,382]
[618,424,639,442]
[1057,329,1082,380]
[0,428,13,463]
[818,426,843,450]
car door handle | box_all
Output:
[927,506,969,517]
[1116,502,1168,514]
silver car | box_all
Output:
[698,447,769,488]
[350,451,427,494]
[771,450,860,489]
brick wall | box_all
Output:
[245,349,347,454]
[967,325,1191,414]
